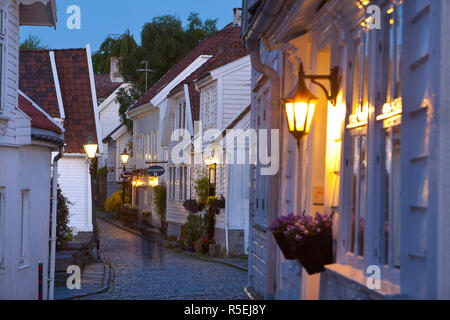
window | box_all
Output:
[349,135,367,257]
[377,2,403,269]
[0,188,5,269]
[177,99,186,130]
[208,164,216,196]
[346,31,370,258]
[20,191,30,262]
[179,166,188,201]
[201,85,217,129]
[169,167,176,200]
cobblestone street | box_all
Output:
[81,219,248,300]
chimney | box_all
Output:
[233,8,242,27]
[110,57,124,83]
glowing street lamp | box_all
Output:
[83,134,98,160]
[284,63,340,145]
[120,148,130,166]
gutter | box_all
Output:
[245,2,284,297]
[48,146,64,300]
[244,0,286,41]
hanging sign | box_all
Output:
[121,171,133,180]
[146,165,165,177]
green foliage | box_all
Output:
[181,214,203,245]
[92,30,138,74]
[115,86,142,133]
[186,12,218,47]
[153,183,167,218]
[104,191,129,213]
[194,175,210,203]
[97,166,108,177]
[20,35,48,50]
[50,187,73,250]
[92,13,218,131]
[153,183,167,235]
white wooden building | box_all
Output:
[103,123,133,198]
[0,0,59,300]
[242,0,450,300]
[20,47,101,234]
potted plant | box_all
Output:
[200,236,211,255]
[181,214,203,250]
[269,212,333,275]
[208,238,221,257]
[183,199,199,214]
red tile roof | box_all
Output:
[19,51,60,118]
[20,48,98,154]
[95,74,122,100]
[130,23,248,122]
[18,92,63,134]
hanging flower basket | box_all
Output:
[296,230,333,275]
[269,212,333,273]
[272,232,298,260]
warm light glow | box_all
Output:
[305,103,316,133]
[286,102,295,131]
[294,102,308,131]
[121,149,130,165]
[83,143,98,160]
[285,101,316,137]
[149,176,159,187]
[387,7,394,14]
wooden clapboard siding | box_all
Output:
[220,57,251,129]
[0,0,19,146]
[57,156,92,233]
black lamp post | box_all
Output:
[83,134,99,260]
[120,148,130,204]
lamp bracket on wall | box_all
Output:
[301,63,341,106]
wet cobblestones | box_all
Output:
[82,219,248,300]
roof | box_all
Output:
[95,74,122,100]
[130,23,248,122]
[20,48,99,154]
[18,91,63,134]
[19,50,60,118]
[103,123,125,144]
[221,105,251,137]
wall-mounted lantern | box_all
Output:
[284,63,340,144]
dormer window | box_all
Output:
[201,84,217,129]
[174,98,186,131]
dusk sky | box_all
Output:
[19,0,242,52]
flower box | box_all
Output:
[296,230,333,275]
[269,212,334,274]
[272,232,298,260]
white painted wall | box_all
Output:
[0,144,53,300]
[57,156,92,233]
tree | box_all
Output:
[116,86,142,133]
[91,30,137,75]
[92,12,218,130]
[20,35,48,50]
[185,12,218,48]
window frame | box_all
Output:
[200,84,218,129]
[339,1,403,287]
[19,190,30,265]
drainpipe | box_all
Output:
[248,38,281,300]
[48,146,64,300]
